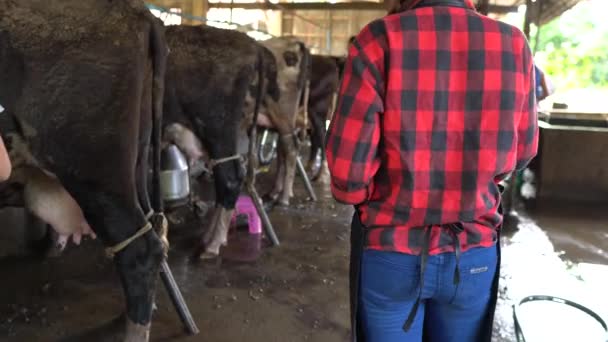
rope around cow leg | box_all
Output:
[104,212,169,259]
[152,212,170,256]
[105,222,154,258]
[209,154,243,168]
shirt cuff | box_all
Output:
[330,181,368,205]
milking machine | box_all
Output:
[160,144,191,208]
[257,128,279,167]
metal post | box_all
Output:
[246,125,280,246]
[296,156,317,201]
[327,10,333,54]
[248,186,280,246]
[533,0,545,54]
[159,260,200,335]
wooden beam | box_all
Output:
[208,1,518,13]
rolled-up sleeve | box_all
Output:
[325,26,385,205]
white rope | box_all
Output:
[105,222,153,258]
[209,154,243,168]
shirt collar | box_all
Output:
[405,0,476,11]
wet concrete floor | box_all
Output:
[0,174,606,341]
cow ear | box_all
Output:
[282,51,298,67]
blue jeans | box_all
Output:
[359,245,498,342]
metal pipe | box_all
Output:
[248,186,280,246]
[160,260,200,335]
[296,156,317,202]
[246,125,280,246]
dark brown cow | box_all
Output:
[0,0,168,340]
[162,25,270,259]
[302,55,341,180]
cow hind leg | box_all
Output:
[105,204,163,342]
[307,110,325,181]
[65,183,164,342]
[278,133,297,206]
[200,155,242,259]
[200,206,234,259]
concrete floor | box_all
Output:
[0,174,606,341]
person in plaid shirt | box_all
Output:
[325,0,538,341]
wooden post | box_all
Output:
[533,0,545,54]
[478,0,490,15]
[326,10,333,54]
[192,0,208,22]
[523,0,533,40]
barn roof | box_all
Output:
[474,0,584,25]
[202,0,585,26]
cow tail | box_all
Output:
[149,18,169,213]
[296,42,311,140]
[245,47,267,184]
[296,42,311,92]
[251,47,266,136]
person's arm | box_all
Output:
[0,134,12,181]
[325,24,385,205]
[539,69,554,100]
[516,44,539,171]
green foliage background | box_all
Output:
[530,0,608,90]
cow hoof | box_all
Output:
[124,318,150,342]
[261,193,278,203]
[199,250,219,260]
[46,243,64,258]
[60,314,128,342]
[262,194,277,212]
[193,200,210,218]
[277,200,290,208]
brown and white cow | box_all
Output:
[258,36,311,207]
[0,0,168,340]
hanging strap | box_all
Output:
[402,222,465,332]
[448,222,465,284]
[403,226,432,331]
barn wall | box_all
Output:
[538,125,608,203]
[283,9,385,55]
[147,0,384,55]
[148,0,208,25]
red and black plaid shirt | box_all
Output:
[326,0,538,255]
